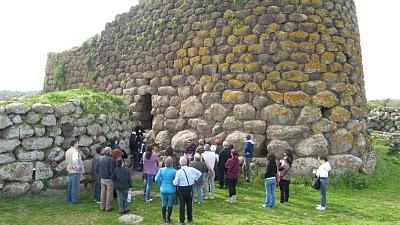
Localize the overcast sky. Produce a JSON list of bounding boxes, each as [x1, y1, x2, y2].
[[0, 0, 397, 100]]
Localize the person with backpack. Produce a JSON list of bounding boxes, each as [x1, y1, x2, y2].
[[111, 158, 132, 214], [242, 135, 254, 182], [155, 156, 177, 223], [225, 150, 240, 203], [278, 150, 293, 203], [262, 154, 277, 208]]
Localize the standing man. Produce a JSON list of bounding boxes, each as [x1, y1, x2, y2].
[[201, 144, 218, 199], [92, 146, 103, 203], [243, 135, 254, 182], [97, 147, 116, 211], [65, 138, 85, 205], [135, 121, 146, 142], [129, 130, 139, 171], [173, 156, 202, 225], [218, 141, 231, 189]]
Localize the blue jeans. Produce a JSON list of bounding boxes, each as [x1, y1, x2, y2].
[[67, 173, 80, 204], [320, 178, 329, 207], [143, 173, 154, 201], [161, 192, 175, 207], [265, 178, 276, 208], [203, 172, 215, 198], [94, 178, 101, 202], [193, 184, 202, 203]]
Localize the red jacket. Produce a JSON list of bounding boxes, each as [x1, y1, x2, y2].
[[225, 157, 240, 180]]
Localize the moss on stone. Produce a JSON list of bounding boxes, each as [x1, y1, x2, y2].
[[262, 80, 277, 91], [305, 63, 327, 73], [188, 47, 198, 57], [244, 82, 261, 93], [266, 71, 281, 82], [231, 63, 245, 73], [280, 40, 299, 52], [233, 25, 250, 36], [268, 91, 283, 103], [233, 45, 247, 54], [282, 70, 309, 82], [276, 61, 299, 71], [198, 47, 210, 56], [222, 90, 245, 103], [248, 44, 264, 54], [190, 56, 201, 65], [173, 59, 183, 69], [289, 31, 309, 42], [243, 34, 258, 45], [245, 62, 260, 72], [284, 91, 311, 106], [177, 49, 187, 58], [204, 38, 214, 47], [321, 52, 335, 64]]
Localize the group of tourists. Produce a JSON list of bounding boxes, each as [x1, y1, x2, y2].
[[65, 122, 332, 224]]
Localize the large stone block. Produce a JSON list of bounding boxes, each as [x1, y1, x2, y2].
[[260, 104, 295, 125], [222, 116, 243, 130], [311, 118, 337, 134], [267, 140, 292, 159], [165, 106, 179, 119], [0, 115, 13, 129], [87, 124, 102, 136], [35, 162, 53, 180], [266, 125, 309, 140], [283, 91, 310, 106], [311, 91, 339, 108], [329, 106, 351, 123], [204, 104, 228, 122], [0, 162, 33, 182], [32, 103, 54, 114], [329, 129, 353, 154], [171, 130, 198, 152], [22, 137, 53, 150], [222, 90, 246, 104], [5, 103, 30, 114], [292, 157, 320, 176], [232, 104, 255, 120], [295, 134, 328, 157], [25, 111, 41, 125], [0, 153, 16, 165], [3, 182, 30, 196], [180, 96, 203, 118], [47, 147, 65, 162], [55, 102, 76, 116], [41, 115, 57, 126], [328, 155, 362, 175], [155, 131, 172, 150], [243, 120, 267, 134], [48, 176, 69, 189], [296, 106, 322, 125], [0, 139, 21, 153], [17, 150, 45, 162], [79, 135, 93, 147]]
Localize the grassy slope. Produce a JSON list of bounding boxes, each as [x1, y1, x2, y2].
[[0, 88, 126, 115], [0, 143, 399, 225]]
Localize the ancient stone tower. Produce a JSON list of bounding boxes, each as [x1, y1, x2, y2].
[[43, 0, 372, 175]]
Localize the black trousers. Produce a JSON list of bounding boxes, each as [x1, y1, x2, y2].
[[218, 167, 226, 188], [279, 179, 290, 202], [226, 178, 237, 197], [178, 186, 193, 223]]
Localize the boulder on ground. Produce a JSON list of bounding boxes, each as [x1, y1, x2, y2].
[[328, 154, 362, 175], [119, 214, 144, 224], [171, 130, 198, 152], [3, 182, 30, 196]]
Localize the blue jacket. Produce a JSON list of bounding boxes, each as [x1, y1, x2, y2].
[[155, 167, 177, 194], [243, 140, 254, 158]]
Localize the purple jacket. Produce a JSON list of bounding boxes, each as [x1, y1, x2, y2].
[[143, 152, 159, 175]]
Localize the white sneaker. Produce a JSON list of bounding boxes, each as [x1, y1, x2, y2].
[[204, 196, 208, 200], [316, 205, 326, 211], [210, 196, 215, 199], [316, 204, 321, 207]]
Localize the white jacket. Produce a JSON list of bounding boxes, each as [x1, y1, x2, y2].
[[316, 162, 331, 178], [201, 151, 218, 172]]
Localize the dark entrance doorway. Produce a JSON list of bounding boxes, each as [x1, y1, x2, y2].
[[133, 94, 153, 130]]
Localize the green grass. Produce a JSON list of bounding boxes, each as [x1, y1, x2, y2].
[[0, 143, 399, 225], [0, 88, 126, 116]]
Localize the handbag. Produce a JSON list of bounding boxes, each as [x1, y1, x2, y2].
[[312, 176, 321, 190]]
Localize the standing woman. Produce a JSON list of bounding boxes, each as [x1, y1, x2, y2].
[[225, 150, 240, 203], [155, 157, 177, 223], [263, 154, 277, 208], [315, 155, 331, 211], [278, 150, 293, 203], [143, 144, 159, 203]]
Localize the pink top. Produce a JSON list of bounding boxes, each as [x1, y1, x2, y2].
[[143, 152, 159, 175]]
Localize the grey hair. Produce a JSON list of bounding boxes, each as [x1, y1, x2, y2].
[[102, 147, 111, 155], [194, 153, 201, 161], [179, 156, 188, 166], [223, 141, 229, 148], [204, 144, 211, 151]]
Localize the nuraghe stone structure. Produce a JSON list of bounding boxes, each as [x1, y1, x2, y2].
[[43, 0, 375, 175]]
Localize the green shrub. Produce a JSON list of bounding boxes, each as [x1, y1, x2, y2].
[[330, 172, 369, 190], [53, 64, 65, 86]]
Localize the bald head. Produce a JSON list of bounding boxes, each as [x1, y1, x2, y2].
[[179, 156, 188, 166]]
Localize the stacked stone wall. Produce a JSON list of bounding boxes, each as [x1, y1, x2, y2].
[[43, 0, 372, 176], [0, 100, 132, 196], [368, 107, 400, 133]]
